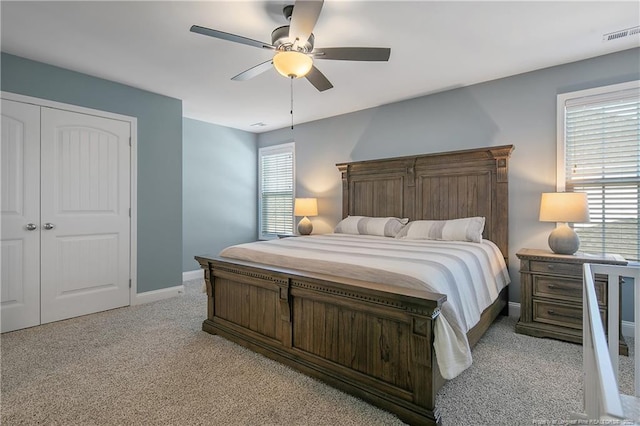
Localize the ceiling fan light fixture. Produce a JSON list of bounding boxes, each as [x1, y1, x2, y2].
[[273, 51, 313, 78]]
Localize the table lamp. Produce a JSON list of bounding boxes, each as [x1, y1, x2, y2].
[[539, 192, 590, 255], [294, 198, 318, 235]]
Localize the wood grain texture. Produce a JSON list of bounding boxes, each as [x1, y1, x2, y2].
[[196, 145, 514, 425], [515, 248, 628, 356]]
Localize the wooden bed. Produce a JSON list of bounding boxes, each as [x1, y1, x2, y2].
[[196, 145, 514, 425]]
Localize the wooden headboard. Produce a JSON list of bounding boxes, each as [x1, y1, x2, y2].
[[336, 145, 514, 259]]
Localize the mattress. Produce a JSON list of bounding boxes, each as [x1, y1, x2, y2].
[[220, 233, 510, 379]]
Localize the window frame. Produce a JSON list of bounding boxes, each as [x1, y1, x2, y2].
[[258, 142, 295, 240], [556, 80, 640, 261]]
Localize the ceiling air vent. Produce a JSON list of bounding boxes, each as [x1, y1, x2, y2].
[[602, 26, 640, 42], [250, 122, 267, 127]]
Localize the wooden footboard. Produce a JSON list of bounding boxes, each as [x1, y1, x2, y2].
[[197, 255, 508, 425]]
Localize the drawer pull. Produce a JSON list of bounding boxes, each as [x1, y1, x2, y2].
[[547, 264, 555, 270], [546, 284, 575, 291], [547, 309, 580, 320]]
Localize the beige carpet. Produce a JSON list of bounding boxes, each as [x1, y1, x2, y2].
[[1, 279, 634, 425]]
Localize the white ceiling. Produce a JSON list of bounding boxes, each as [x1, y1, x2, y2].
[[1, 1, 639, 133]]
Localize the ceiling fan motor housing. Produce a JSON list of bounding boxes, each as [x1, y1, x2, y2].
[[271, 25, 314, 52]]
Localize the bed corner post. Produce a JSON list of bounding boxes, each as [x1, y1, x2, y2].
[[409, 310, 442, 424], [488, 145, 514, 260], [337, 163, 350, 219], [195, 256, 215, 331], [405, 158, 417, 219]]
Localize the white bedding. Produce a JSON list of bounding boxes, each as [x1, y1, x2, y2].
[[220, 233, 510, 379]]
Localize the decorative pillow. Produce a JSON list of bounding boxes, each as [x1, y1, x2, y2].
[[334, 216, 409, 237], [395, 217, 486, 243]]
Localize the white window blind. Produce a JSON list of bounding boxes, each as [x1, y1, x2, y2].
[[259, 143, 295, 239], [560, 82, 639, 261]]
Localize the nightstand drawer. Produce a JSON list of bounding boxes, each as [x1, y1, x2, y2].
[[533, 299, 605, 330], [533, 276, 606, 305], [529, 260, 582, 277]]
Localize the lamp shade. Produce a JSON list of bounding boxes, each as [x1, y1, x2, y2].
[[273, 51, 313, 78], [539, 192, 590, 223], [294, 198, 318, 217]]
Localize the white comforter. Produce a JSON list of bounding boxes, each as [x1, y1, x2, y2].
[[220, 233, 510, 379]]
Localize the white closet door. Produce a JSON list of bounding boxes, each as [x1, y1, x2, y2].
[[40, 107, 131, 323], [1, 100, 41, 333]]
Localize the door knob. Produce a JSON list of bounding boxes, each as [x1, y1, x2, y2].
[[43, 223, 56, 230], [25, 223, 37, 231]]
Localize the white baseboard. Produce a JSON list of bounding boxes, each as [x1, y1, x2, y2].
[[183, 269, 204, 282], [133, 285, 184, 305], [508, 302, 521, 319]]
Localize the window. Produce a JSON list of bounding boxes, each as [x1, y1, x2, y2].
[[258, 143, 295, 239], [558, 81, 639, 261]]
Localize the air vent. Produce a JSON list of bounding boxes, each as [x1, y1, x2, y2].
[[602, 26, 640, 42], [250, 122, 267, 127]]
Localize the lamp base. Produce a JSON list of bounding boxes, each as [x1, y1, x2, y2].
[[297, 216, 313, 235], [548, 223, 580, 255]]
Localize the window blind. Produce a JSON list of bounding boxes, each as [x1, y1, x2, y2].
[[259, 144, 294, 238], [563, 86, 639, 261]]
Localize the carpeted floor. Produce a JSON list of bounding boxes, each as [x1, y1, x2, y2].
[[1, 279, 634, 425]]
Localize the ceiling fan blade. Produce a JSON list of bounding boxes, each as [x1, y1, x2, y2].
[[305, 65, 333, 92], [231, 60, 273, 81], [313, 47, 391, 61], [289, 0, 324, 45], [190, 25, 275, 50]]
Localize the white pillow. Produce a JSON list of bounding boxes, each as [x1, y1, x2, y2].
[[395, 217, 486, 243], [334, 216, 409, 237]]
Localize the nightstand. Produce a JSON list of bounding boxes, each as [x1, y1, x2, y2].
[[515, 248, 628, 355]]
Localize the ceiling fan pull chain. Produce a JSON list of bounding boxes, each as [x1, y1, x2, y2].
[[290, 76, 294, 130]]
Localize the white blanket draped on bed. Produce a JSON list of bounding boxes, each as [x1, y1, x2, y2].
[[220, 233, 510, 379]]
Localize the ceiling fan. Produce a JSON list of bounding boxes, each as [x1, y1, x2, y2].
[[190, 0, 391, 92]]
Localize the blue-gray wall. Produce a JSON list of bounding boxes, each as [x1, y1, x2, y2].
[[182, 118, 257, 272], [258, 48, 640, 320], [1, 52, 183, 293]]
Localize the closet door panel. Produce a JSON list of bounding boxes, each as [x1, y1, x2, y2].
[[40, 107, 131, 324], [1, 100, 41, 333]]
